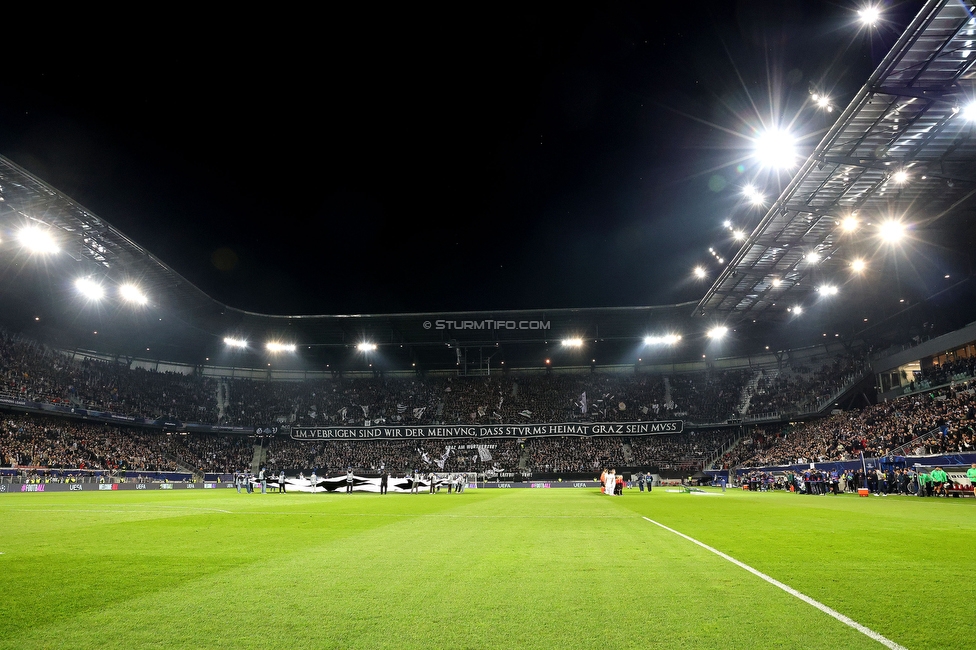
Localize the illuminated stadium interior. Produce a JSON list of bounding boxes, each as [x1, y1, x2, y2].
[[1, 3, 976, 378], [2, 4, 976, 648]]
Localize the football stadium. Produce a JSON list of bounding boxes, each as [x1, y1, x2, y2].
[[2, 1, 976, 648]]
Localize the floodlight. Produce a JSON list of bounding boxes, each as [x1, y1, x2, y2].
[[723, 220, 732, 228], [878, 220, 906, 243], [792, 306, 803, 315], [266, 342, 297, 353], [743, 185, 765, 206], [17, 225, 60, 254], [753, 128, 797, 170], [818, 285, 839, 296], [561, 338, 583, 347], [223, 337, 248, 348], [840, 216, 859, 232], [706, 326, 728, 339], [74, 277, 105, 301], [694, 266, 707, 279], [119, 284, 148, 305], [851, 258, 867, 273], [357, 342, 377, 352], [771, 278, 782, 287], [858, 5, 880, 26], [962, 102, 976, 122], [645, 334, 682, 345], [816, 95, 831, 109], [891, 170, 909, 184], [806, 251, 821, 264], [732, 229, 746, 241]]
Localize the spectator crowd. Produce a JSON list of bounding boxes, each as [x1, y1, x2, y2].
[[723, 381, 976, 468], [5, 327, 976, 479], [1, 328, 867, 429]]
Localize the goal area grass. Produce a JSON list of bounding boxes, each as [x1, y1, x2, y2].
[[1, 486, 972, 649]]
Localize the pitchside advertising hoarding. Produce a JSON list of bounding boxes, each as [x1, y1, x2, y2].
[[0, 482, 227, 493], [289, 421, 683, 440], [0, 480, 604, 493]]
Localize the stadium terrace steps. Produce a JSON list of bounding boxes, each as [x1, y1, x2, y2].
[[161, 449, 196, 476], [707, 434, 743, 470], [738, 369, 769, 416], [250, 444, 266, 473]]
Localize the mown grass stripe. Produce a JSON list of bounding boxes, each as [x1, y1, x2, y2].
[[641, 515, 907, 650]]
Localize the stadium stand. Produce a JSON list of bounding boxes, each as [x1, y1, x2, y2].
[[723, 381, 976, 468], [3, 327, 866, 428]]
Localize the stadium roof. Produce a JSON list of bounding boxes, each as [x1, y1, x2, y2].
[[0, 158, 696, 368], [698, 0, 976, 321]]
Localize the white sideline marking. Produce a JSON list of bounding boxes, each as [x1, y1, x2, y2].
[[641, 516, 906, 650], [220, 512, 633, 519]]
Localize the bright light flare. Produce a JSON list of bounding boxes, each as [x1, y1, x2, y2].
[[818, 285, 839, 296], [753, 128, 797, 170], [644, 334, 682, 345], [742, 184, 765, 206], [74, 277, 105, 301], [806, 251, 821, 264], [561, 338, 584, 347], [791, 306, 803, 315], [732, 229, 746, 241], [17, 226, 60, 254], [851, 258, 867, 273], [891, 170, 909, 184], [357, 342, 377, 352], [223, 337, 248, 349], [266, 342, 297, 353], [962, 102, 976, 122], [693, 266, 707, 279], [119, 284, 148, 305], [840, 216, 859, 232], [858, 5, 880, 25], [878, 220, 906, 243], [706, 326, 728, 339]]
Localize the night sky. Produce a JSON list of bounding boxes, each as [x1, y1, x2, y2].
[[0, 2, 920, 316]]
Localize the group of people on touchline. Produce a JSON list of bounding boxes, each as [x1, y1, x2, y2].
[[600, 468, 624, 496]]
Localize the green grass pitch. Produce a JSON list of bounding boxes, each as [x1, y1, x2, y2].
[[1, 486, 973, 649]]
